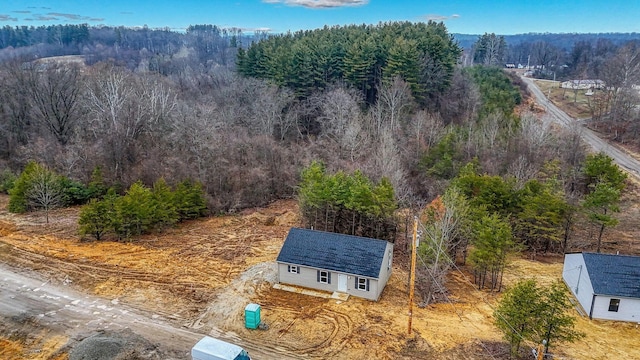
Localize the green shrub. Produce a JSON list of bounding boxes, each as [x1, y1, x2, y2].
[[0, 169, 17, 194], [78, 198, 111, 240], [59, 177, 92, 205], [78, 179, 208, 240], [173, 180, 208, 220], [8, 161, 40, 213]]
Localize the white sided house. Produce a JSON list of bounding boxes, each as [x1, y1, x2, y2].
[[562, 252, 640, 322], [560, 79, 604, 90], [276, 228, 393, 301]]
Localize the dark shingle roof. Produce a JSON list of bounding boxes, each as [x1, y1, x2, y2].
[[276, 228, 389, 278], [583, 252, 640, 298]]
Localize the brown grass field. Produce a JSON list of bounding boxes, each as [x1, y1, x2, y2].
[[532, 79, 594, 119]]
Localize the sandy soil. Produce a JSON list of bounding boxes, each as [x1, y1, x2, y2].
[[1, 193, 639, 359]]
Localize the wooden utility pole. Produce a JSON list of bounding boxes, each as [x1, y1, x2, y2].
[[536, 342, 544, 360], [533, 340, 546, 360], [408, 216, 418, 335]]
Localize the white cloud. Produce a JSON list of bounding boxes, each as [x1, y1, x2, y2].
[[20, 12, 105, 22], [48, 12, 86, 20], [423, 14, 461, 22], [241, 27, 273, 33], [263, 0, 368, 9], [0, 14, 18, 22]]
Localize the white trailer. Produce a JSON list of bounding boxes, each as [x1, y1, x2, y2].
[[191, 336, 250, 360]]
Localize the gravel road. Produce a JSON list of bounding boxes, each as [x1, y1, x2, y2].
[[0, 263, 300, 359], [0, 262, 198, 359], [522, 76, 640, 179]]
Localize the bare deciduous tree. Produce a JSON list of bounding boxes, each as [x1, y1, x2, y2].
[[480, 112, 502, 149], [508, 155, 537, 189], [250, 81, 295, 140], [417, 187, 470, 305], [0, 59, 34, 161], [596, 44, 640, 136], [520, 112, 552, 150], [372, 127, 407, 199], [531, 41, 560, 71], [83, 65, 177, 182], [438, 69, 480, 126], [28, 167, 63, 224], [406, 110, 445, 158], [376, 76, 413, 134], [473, 33, 507, 66], [26, 62, 81, 145], [319, 86, 366, 159]]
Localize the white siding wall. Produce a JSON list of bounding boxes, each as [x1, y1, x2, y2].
[[373, 243, 393, 300], [592, 296, 640, 322], [277, 263, 384, 301], [346, 275, 379, 301], [562, 253, 595, 315], [564, 253, 640, 322], [278, 263, 337, 293]]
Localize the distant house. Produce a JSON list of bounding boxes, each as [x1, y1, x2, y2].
[[562, 252, 640, 322], [560, 79, 604, 90], [276, 228, 393, 301]]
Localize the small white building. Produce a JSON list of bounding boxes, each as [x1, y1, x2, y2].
[[562, 252, 640, 322], [560, 79, 605, 90], [276, 228, 393, 301]]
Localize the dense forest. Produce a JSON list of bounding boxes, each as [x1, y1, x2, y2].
[[236, 22, 460, 107], [454, 32, 640, 54], [0, 22, 638, 304], [2, 23, 638, 78], [0, 23, 247, 69]]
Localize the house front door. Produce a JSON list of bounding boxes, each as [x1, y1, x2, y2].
[[337, 274, 347, 292]]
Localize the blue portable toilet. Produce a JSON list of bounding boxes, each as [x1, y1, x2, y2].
[[244, 303, 261, 329]]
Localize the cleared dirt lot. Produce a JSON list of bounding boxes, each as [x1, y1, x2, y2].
[[1, 194, 639, 359]]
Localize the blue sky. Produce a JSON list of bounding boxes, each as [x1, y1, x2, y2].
[[1, 0, 638, 35]]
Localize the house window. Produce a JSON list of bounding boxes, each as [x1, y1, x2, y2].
[[355, 277, 370, 291], [287, 265, 299, 274], [608, 298, 620, 312], [317, 270, 330, 284]]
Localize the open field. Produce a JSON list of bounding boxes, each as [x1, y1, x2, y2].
[[532, 79, 593, 119], [1, 193, 640, 359]]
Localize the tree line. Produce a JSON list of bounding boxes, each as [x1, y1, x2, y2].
[[298, 161, 397, 241], [4, 160, 207, 239], [0, 24, 89, 48], [468, 31, 639, 79], [410, 150, 625, 304], [78, 179, 206, 240], [236, 22, 461, 107], [0, 23, 248, 72]]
